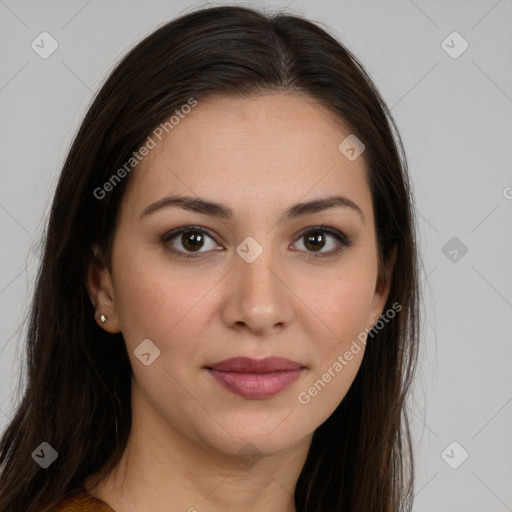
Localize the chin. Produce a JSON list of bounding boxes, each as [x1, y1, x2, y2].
[[194, 415, 312, 460]]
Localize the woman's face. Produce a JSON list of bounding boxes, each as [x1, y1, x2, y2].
[[89, 93, 394, 459]]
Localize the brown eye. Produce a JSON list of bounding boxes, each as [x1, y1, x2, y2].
[[162, 226, 221, 258], [294, 227, 352, 259], [162, 225, 351, 260]]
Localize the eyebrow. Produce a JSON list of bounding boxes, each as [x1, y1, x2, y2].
[[140, 194, 364, 224]]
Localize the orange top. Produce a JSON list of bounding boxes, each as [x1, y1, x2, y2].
[[52, 486, 116, 511]]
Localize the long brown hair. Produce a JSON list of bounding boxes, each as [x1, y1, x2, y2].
[[0, 6, 420, 511]]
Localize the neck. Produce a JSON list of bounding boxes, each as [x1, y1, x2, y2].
[[84, 384, 312, 512]]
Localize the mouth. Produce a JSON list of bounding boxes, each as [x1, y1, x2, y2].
[[204, 357, 305, 399]]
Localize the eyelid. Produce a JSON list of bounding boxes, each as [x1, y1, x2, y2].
[[294, 225, 349, 243], [161, 224, 218, 242]]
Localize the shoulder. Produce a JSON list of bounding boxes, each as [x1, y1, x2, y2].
[[51, 487, 116, 511]]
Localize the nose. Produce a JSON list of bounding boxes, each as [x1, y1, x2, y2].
[[220, 244, 294, 336]]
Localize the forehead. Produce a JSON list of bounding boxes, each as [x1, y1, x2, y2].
[[122, 93, 371, 219]]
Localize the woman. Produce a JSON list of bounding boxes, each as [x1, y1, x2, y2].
[[0, 5, 420, 511]]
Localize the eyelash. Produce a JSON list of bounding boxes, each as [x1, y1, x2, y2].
[[161, 225, 352, 260]]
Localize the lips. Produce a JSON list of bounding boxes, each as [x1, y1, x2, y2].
[[207, 356, 303, 373], [205, 357, 305, 399]]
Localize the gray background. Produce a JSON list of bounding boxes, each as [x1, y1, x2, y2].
[[1, 0, 511, 510]]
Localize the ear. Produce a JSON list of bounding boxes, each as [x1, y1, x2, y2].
[[86, 244, 122, 333], [370, 244, 397, 326]]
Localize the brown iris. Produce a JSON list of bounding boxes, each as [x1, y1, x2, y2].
[[303, 231, 326, 252], [181, 231, 205, 252]]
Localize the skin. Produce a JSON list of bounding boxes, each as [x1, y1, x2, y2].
[[85, 92, 396, 512]]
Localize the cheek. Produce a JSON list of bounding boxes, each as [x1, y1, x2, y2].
[[295, 273, 374, 418], [110, 237, 176, 344], [114, 270, 196, 346], [294, 260, 376, 407], [111, 245, 222, 368], [334, 274, 374, 337], [306, 265, 376, 352]]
